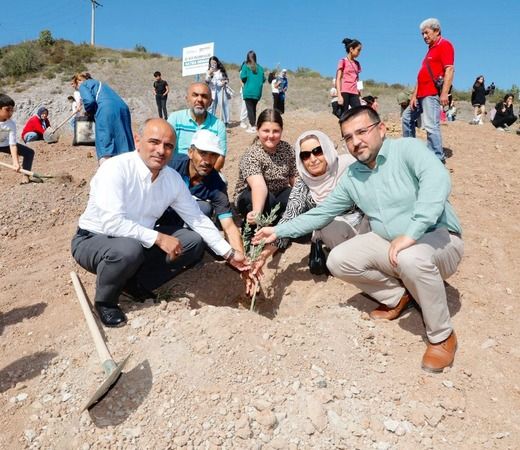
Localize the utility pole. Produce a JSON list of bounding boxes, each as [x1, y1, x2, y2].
[[90, 0, 102, 46]]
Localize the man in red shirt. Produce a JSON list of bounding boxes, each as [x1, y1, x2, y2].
[[402, 18, 454, 162]]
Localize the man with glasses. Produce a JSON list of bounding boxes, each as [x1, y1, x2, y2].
[[255, 106, 464, 372], [402, 18, 454, 163]]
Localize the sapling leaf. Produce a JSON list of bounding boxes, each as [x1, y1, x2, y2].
[[241, 203, 281, 311]]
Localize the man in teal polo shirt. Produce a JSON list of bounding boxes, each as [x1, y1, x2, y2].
[[167, 82, 227, 170], [255, 106, 464, 373]]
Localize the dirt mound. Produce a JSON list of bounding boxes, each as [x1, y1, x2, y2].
[[1, 109, 520, 449]]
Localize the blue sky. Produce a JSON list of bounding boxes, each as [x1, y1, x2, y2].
[[1, 0, 518, 90]]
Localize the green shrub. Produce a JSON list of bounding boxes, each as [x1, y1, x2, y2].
[[295, 67, 320, 78], [134, 44, 147, 53], [38, 30, 55, 47], [59, 44, 96, 71], [43, 69, 56, 79], [0, 43, 42, 77]]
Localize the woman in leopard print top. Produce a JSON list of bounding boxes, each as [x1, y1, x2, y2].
[[235, 108, 297, 225]]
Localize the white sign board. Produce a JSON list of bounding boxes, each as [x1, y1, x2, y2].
[[182, 42, 214, 77]]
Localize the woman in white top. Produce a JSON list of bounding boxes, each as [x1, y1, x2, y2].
[[206, 56, 230, 126]]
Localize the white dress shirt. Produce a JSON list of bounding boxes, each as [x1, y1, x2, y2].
[[78, 151, 232, 256]]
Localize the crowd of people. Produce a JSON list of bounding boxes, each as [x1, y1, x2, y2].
[[3, 16, 519, 374]]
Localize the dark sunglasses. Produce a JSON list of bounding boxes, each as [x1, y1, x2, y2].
[[299, 146, 324, 161]]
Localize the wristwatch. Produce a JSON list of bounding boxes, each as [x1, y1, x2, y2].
[[224, 248, 235, 261]]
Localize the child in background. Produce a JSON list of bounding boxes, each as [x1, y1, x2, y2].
[[446, 99, 457, 121], [0, 94, 35, 184], [21, 106, 51, 142], [330, 78, 340, 118]]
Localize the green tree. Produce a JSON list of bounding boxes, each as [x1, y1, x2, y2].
[[38, 30, 55, 47], [0, 43, 42, 77]]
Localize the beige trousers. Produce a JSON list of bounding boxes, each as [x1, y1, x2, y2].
[[326, 228, 464, 343], [314, 215, 370, 249]]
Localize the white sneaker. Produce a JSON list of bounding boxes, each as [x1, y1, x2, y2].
[[496, 127, 505, 132], [245, 126, 257, 134], [240, 122, 248, 129]]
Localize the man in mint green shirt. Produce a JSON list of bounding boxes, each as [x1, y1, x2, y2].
[[167, 83, 227, 171], [255, 106, 464, 373]]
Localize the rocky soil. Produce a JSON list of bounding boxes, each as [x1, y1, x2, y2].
[[1, 58, 520, 449]]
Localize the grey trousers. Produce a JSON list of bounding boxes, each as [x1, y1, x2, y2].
[[71, 225, 206, 305], [326, 228, 464, 343]]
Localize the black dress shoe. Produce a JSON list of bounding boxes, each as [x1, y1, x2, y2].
[[95, 303, 127, 327], [122, 279, 157, 303]]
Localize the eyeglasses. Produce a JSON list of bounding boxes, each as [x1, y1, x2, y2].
[[299, 146, 324, 161], [342, 121, 380, 145]]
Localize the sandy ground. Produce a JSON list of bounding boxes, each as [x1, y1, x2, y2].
[[1, 107, 520, 450]]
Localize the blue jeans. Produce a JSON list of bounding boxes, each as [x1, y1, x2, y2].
[[23, 132, 41, 143], [210, 88, 230, 124], [402, 95, 445, 161]]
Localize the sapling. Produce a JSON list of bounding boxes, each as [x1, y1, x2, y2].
[[242, 203, 281, 311]]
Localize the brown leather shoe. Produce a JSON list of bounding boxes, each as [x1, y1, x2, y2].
[[421, 332, 458, 373], [369, 291, 412, 321]]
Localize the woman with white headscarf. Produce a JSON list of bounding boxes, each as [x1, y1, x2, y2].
[[251, 129, 367, 276]]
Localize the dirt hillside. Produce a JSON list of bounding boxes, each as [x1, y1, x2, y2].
[[1, 62, 520, 450]]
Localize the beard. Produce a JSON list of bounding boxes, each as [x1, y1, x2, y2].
[[191, 106, 206, 117]]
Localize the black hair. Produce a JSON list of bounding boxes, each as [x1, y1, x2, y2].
[[473, 75, 484, 89], [339, 105, 380, 127], [0, 94, 15, 108], [342, 38, 362, 53], [504, 93, 514, 102], [67, 95, 74, 101], [208, 56, 228, 79], [256, 108, 283, 130], [153, 71, 161, 77]]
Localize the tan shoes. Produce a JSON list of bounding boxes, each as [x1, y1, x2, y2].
[[369, 291, 412, 321], [422, 332, 458, 373]]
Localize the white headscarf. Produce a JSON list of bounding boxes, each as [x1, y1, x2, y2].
[[294, 130, 355, 204]]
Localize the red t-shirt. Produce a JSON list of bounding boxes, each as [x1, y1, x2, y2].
[[416, 36, 454, 98]]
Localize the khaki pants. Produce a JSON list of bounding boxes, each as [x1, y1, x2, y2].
[[326, 228, 464, 343], [315, 215, 370, 250]]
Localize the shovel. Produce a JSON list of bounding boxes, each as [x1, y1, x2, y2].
[[70, 271, 131, 411], [43, 111, 77, 143], [0, 161, 71, 182]]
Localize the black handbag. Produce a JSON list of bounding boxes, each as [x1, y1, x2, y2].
[[72, 116, 96, 146], [308, 239, 329, 276]]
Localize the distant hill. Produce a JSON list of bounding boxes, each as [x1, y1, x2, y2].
[[1, 31, 511, 127]]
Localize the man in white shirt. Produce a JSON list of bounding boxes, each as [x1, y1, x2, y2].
[[71, 118, 247, 327]]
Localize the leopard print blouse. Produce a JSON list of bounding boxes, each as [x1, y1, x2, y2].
[[234, 139, 298, 198]]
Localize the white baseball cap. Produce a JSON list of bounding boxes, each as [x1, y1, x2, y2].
[[190, 129, 224, 156]]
